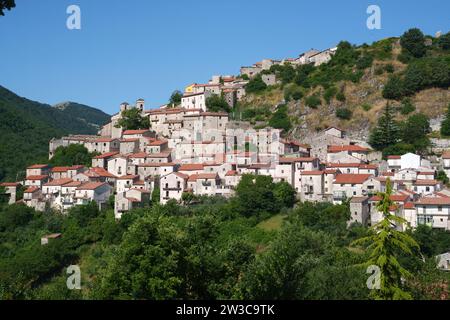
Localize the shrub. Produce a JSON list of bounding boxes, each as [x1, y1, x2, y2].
[[245, 75, 267, 93], [400, 98, 416, 115], [269, 105, 292, 132], [336, 91, 346, 102], [400, 28, 427, 58], [305, 95, 321, 109], [385, 64, 394, 73], [356, 54, 374, 70], [323, 86, 337, 104], [335, 108, 352, 120], [438, 32, 450, 50], [382, 75, 405, 100], [361, 103, 372, 111]]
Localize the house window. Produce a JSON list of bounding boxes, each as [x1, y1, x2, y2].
[[438, 206, 442, 212]]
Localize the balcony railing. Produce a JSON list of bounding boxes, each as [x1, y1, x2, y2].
[[333, 191, 347, 200]]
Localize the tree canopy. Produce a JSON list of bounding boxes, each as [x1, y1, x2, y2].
[[115, 108, 150, 131]]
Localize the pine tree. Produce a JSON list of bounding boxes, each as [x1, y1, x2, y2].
[[352, 179, 419, 300], [369, 103, 399, 150], [440, 103, 450, 137]]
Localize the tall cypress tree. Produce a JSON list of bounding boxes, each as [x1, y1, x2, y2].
[[369, 103, 399, 150], [352, 179, 419, 300]]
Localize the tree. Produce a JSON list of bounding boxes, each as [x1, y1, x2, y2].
[[305, 94, 321, 109], [336, 108, 352, 120], [0, 0, 15, 16], [169, 90, 182, 105], [400, 98, 415, 115], [400, 28, 427, 58], [436, 170, 449, 186], [438, 32, 450, 50], [205, 94, 231, 112], [233, 174, 277, 217], [115, 108, 150, 130], [382, 75, 405, 100], [369, 103, 400, 150], [0, 186, 8, 205], [273, 181, 296, 208], [151, 184, 160, 204], [49, 144, 97, 167], [351, 179, 419, 300], [401, 113, 431, 153], [268, 105, 291, 132], [440, 103, 450, 137], [245, 76, 267, 93]]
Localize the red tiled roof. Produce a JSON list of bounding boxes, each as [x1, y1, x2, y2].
[[334, 174, 372, 184], [77, 182, 107, 190], [128, 152, 148, 159], [27, 164, 49, 169], [328, 145, 369, 153], [24, 186, 40, 193], [89, 167, 117, 178], [179, 164, 204, 171], [0, 182, 20, 187], [43, 178, 73, 187], [25, 175, 48, 181], [416, 197, 450, 205], [63, 181, 83, 187], [188, 173, 218, 182], [173, 172, 189, 179], [414, 179, 439, 186], [51, 166, 71, 173], [93, 151, 119, 159], [442, 151, 450, 159], [148, 140, 167, 146], [369, 194, 409, 202], [404, 202, 415, 209], [381, 172, 395, 176], [327, 163, 361, 168], [279, 157, 316, 163], [120, 138, 139, 143], [117, 175, 139, 180], [94, 137, 116, 143], [387, 155, 401, 159], [123, 129, 149, 135], [302, 171, 324, 176], [138, 162, 174, 167], [225, 170, 238, 176]]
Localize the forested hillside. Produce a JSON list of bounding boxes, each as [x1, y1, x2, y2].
[[0, 86, 109, 181]]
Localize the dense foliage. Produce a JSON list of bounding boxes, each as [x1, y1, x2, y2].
[[0, 173, 447, 300], [205, 94, 231, 113], [0, 86, 109, 182], [0, 0, 15, 16], [49, 144, 99, 167], [115, 108, 150, 131], [369, 103, 431, 157]]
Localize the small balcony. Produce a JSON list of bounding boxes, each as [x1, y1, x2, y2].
[[333, 191, 347, 201]]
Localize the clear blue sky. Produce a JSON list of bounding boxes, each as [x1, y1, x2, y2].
[[0, 0, 448, 114]]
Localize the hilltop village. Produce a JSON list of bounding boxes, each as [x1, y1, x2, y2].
[[2, 45, 450, 232]]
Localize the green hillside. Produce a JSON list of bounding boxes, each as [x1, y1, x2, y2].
[[237, 29, 450, 141], [0, 86, 110, 181]]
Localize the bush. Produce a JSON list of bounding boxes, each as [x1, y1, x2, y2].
[[382, 75, 405, 100], [305, 95, 321, 109], [323, 86, 337, 104], [356, 54, 374, 70], [268, 105, 292, 132], [400, 28, 427, 58], [336, 91, 346, 102], [400, 98, 416, 115], [361, 103, 372, 111], [245, 75, 267, 93], [438, 32, 450, 50], [335, 108, 352, 120], [385, 64, 394, 73], [206, 94, 231, 112]]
